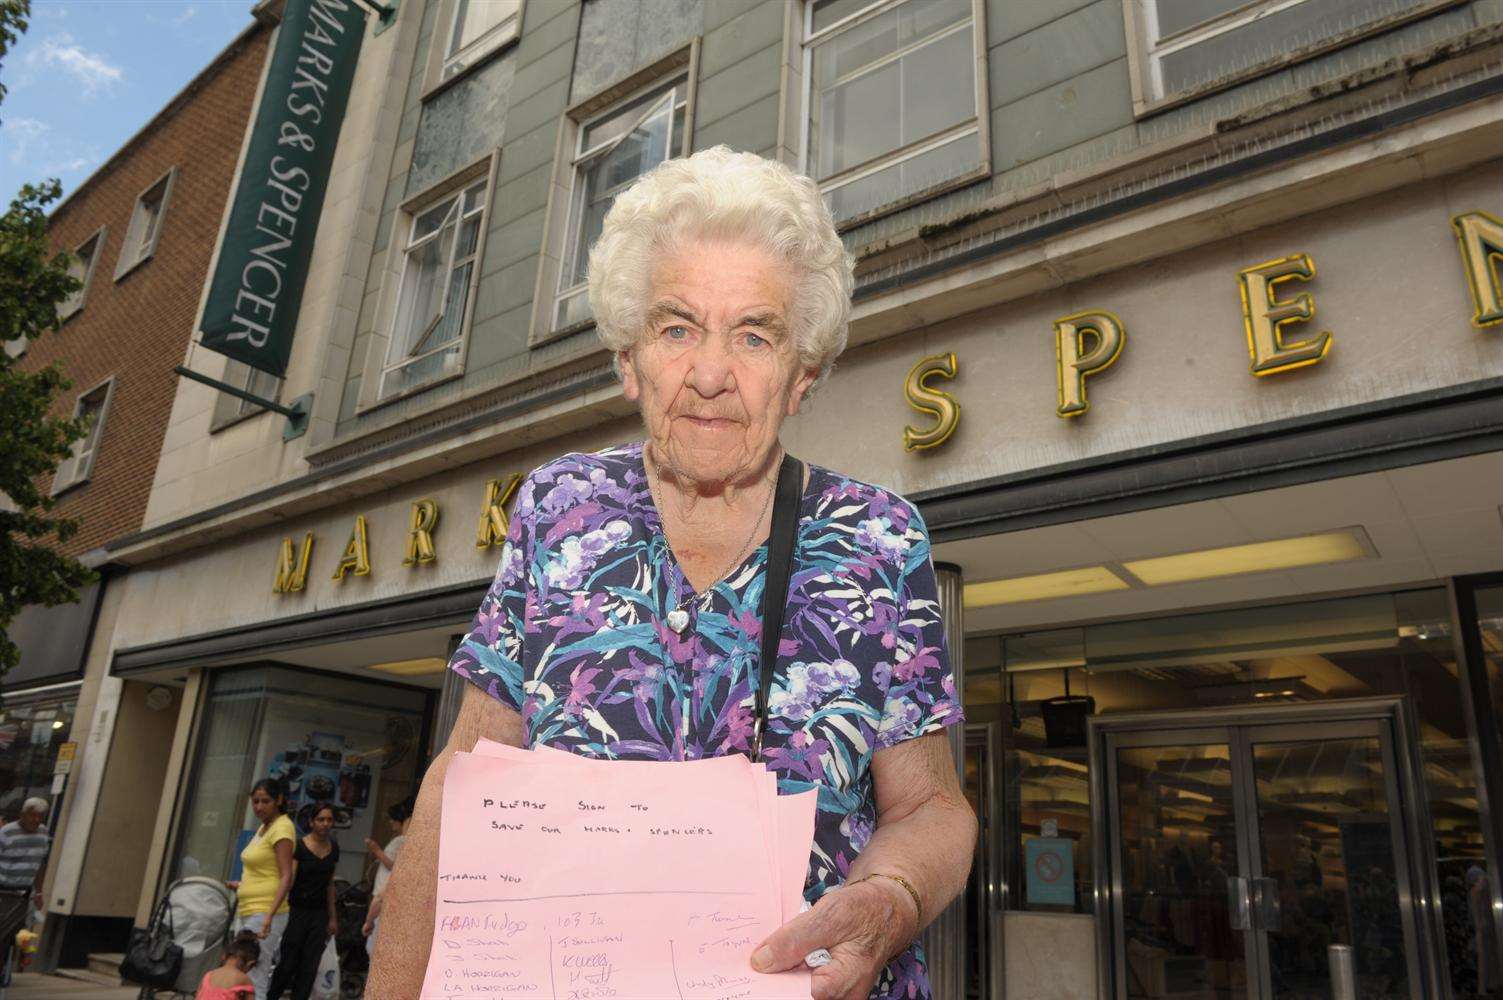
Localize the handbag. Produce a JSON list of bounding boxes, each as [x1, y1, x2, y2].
[[118, 895, 183, 988], [750, 451, 804, 762]]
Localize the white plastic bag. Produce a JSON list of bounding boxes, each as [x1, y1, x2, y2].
[[311, 937, 340, 1000]]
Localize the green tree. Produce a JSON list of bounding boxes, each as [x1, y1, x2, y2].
[[0, 0, 97, 679]]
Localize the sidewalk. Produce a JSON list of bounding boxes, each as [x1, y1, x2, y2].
[[1, 972, 140, 998]]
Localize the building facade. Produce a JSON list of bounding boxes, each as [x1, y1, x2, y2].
[[9, 14, 274, 968], [45, 0, 1503, 997]]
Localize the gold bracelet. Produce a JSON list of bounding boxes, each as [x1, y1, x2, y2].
[[853, 872, 922, 925]]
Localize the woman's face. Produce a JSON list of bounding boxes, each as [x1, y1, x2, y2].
[[249, 789, 277, 824], [311, 808, 335, 838], [619, 238, 815, 488]]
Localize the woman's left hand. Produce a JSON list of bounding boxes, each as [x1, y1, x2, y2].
[[258, 914, 273, 939], [328, 917, 339, 938], [750, 881, 915, 1000]]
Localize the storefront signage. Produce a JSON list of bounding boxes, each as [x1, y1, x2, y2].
[[1025, 836, 1074, 906], [52, 741, 77, 776], [1054, 311, 1125, 418], [275, 480, 522, 593], [903, 353, 960, 451], [1453, 211, 1503, 327], [199, 0, 366, 377], [905, 212, 1503, 447]]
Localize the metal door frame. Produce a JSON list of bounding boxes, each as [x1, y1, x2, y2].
[[1088, 696, 1442, 1000], [965, 721, 1004, 1000]]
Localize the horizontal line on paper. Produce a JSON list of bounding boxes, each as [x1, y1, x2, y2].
[[442, 890, 755, 904]]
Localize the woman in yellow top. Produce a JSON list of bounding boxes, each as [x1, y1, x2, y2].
[[226, 777, 296, 999]]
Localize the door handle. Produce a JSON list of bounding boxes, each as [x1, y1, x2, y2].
[[1228, 876, 1251, 930], [1251, 877, 1280, 931]]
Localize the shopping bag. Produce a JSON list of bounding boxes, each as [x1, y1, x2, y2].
[[311, 936, 340, 1000]]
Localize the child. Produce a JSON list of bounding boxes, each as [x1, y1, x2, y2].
[[196, 929, 259, 999]]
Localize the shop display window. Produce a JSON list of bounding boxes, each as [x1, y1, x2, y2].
[[170, 667, 430, 888], [981, 589, 1487, 998], [0, 695, 76, 821]]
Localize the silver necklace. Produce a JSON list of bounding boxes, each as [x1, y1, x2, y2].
[[648, 452, 778, 634]]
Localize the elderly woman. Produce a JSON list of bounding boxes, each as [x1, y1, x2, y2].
[[368, 148, 976, 1000]]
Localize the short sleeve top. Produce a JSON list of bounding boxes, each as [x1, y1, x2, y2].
[[237, 814, 296, 917], [288, 837, 340, 911], [448, 443, 961, 999]]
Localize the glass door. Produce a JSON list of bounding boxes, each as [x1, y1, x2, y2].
[[1098, 708, 1429, 1000]]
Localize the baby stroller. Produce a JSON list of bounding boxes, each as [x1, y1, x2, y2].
[[127, 877, 236, 999]]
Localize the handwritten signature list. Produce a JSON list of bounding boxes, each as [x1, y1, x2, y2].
[[420, 739, 817, 999]]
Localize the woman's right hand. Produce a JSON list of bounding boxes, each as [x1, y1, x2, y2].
[[225, 880, 240, 891], [362, 919, 374, 936]]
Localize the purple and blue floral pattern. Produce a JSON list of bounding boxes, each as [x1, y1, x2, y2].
[[449, 443, 960, 999]]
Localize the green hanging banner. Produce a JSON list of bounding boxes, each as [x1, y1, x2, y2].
[[199, 0, 366, 377]]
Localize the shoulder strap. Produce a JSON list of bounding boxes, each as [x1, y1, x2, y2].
[[753, 452, 803, 762]]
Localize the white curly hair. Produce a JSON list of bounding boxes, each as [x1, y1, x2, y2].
[[587, 146, 854, 394]]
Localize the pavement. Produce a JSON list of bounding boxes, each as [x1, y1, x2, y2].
[[0, 972, 141, 998]]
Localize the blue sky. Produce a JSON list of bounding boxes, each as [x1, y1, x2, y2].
[[0, 1, 255, 205]]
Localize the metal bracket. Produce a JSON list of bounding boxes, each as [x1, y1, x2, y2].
[[172, 365, 311, 440], [352, 0, 398, 34]]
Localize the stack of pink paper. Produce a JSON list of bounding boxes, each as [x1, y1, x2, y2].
[[420, 738, 817, 999]]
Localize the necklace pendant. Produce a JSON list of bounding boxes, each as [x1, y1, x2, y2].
[[666, 608, 691, 634]]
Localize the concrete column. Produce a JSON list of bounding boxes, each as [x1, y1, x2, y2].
[[922, 562, 966, 999]]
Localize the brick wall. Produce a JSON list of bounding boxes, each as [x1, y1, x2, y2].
[[18, 23, 271, 557]]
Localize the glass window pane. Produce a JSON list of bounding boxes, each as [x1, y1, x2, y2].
[[412, 196, 457, 244], [824, 128, 980, 221], [811, 12, 975, 182], [581, 82, 679, 154], [1155, 0, 1251, 38], [0, 698, 77, 821], [812, 0, 879, 33], [392, 223, 452, 357], [1157, 0, 1426, 96], [172, 668, 428, 885], [450, 0, 515, 56]]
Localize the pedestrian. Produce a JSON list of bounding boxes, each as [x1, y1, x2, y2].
[[0, 798, 50, 986], [266, 802, 339, 1000], [359, 796, 412, 953], [196, 929, 260, 999], [227, 778, 295, 999]]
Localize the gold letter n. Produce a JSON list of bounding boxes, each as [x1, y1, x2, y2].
[[1453, 211, 1503, 328]]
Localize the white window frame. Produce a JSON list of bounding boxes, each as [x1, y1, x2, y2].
[[529, 44, 699, 348], [1123, 0, 1467, 116], [359, 153, 498, 413], [423, 0, 526, 98], [799, 0, 990, 230], [59, 225, 107, 324], [51, 377, 114, 496], [114, 168, 176, 282]]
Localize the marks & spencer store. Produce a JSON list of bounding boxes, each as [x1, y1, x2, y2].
[[75, 71, 1503, 1000]]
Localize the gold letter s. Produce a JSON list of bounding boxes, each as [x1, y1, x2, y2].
[[903, 352, 960, 452]]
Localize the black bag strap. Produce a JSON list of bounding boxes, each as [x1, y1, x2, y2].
[[752, 452, 803, 762]]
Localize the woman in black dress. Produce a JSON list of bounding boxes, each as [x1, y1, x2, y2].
[[266, 801, 340, 1000]]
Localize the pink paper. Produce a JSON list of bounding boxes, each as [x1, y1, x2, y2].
[[422, 749, 814, 999]]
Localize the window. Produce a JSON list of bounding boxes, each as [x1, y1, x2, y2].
[[379, 176, 489, 401], [803, 0, 987, 225], [52, 378, 113, 495], [115, 169, 175, 280], [553, 75, 690, 333], [1127, 0, 1442, 111], [59, 226, 106, 322], [440, 0, 521, 84], [210, 358, 283, 431]]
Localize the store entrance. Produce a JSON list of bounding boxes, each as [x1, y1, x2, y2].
[[1093, 700, 1431, 1000]]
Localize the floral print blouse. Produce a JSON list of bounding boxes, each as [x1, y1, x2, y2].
[[448, 443, 961, 999]]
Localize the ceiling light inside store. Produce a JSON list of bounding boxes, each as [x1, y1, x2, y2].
[[369, 657, 449, 676], [1122, 529, 1369, 587], [964, 566, 1129, 608]]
